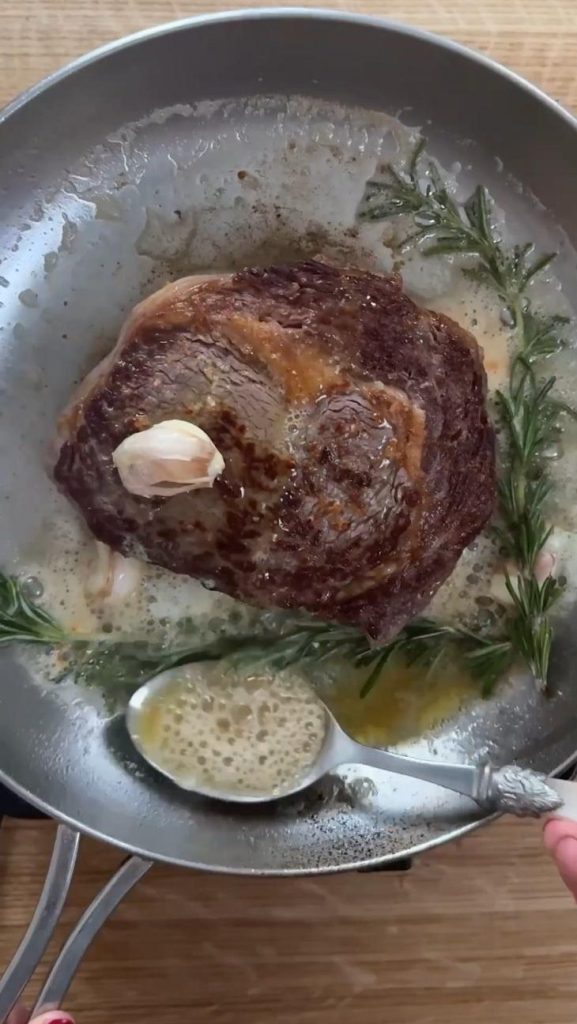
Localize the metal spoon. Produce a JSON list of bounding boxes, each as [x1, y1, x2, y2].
[[127, 669, 577, 820]]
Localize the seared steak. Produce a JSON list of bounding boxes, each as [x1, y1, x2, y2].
[[54, 261, 496, 641]]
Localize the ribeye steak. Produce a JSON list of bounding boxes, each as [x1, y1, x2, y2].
[[54, 261, 496, 641]]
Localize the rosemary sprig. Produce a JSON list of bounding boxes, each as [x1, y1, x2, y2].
[[154, 617, 512, 697], [79, 619, 514, 701], [0, 572, 511, 702], [359, 140, 572, 688], [359, 154, 556, 301], [0, 575, 67, 646]]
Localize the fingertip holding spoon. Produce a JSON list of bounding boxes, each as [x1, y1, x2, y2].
[[127, 666, 574, 820]]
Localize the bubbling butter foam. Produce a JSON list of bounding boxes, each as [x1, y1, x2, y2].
[[133, 665, 327, 798]]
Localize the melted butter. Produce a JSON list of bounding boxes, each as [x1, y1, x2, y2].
[[324, 658, 477, 747], [428, 276, 511, 393], [17, 509, 239, 641], [133, 666, 327, 797], [428, 532, 498, 625]]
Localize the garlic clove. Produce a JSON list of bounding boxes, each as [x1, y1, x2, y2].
[[85, 541, 142, 606], [490, 548, 559, 606], [112, 419, 225, 498], [534, 549, 557, 585]]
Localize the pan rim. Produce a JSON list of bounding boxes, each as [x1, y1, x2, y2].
[[0, 759, 492, 874], [1, 6, 576, 136], [1, 6, 577, 873], [2, 751, 576, 875]]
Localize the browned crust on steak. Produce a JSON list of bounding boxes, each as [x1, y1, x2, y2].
[[54, 261, 496, 641]]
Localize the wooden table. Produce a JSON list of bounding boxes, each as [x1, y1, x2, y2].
[[2, 2, 577, 1022]]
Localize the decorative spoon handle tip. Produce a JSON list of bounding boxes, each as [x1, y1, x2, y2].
[[482, 764, 563, 817]]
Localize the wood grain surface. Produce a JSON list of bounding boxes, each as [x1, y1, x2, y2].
[[2, 2, 577, 1023], [2, 0, 577, 114], [1, 818, 576, 1024]]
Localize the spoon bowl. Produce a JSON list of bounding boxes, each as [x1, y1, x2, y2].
[[127, 668, 349, 803], [126, 666, 573, 818]]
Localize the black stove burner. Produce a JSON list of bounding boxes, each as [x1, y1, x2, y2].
[[0, 781, 46, 820]]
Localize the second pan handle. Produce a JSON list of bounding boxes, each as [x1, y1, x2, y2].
[[0, 823, 151, 1022], [33, 851, 151, 1014], [0, 826, 79, 1022]]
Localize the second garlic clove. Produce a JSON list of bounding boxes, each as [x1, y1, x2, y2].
[[112, 419, 225, 498], [86, 541, 143, 606]]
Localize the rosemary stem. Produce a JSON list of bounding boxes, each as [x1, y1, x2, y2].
[[357, 138, 571, 691]]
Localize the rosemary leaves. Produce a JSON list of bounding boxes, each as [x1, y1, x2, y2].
[[359, 138, 573, 688], [0, 573, 511, 702], [0, 575, 67, 647]]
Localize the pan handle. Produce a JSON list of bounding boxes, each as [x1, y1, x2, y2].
[[32, 852, 151, 1014], [0, 825, 79, 1022], [0, 823, 152, 1022]]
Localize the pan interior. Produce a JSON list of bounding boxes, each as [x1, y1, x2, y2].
[[1, 12, 577, 872]]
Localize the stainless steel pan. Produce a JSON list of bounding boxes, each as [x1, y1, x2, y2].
[[2, 8, 577, 1012]]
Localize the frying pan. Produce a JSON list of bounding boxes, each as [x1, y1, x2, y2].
[[2, 7, 577, 1013]]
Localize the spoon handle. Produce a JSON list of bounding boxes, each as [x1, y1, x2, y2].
[[354, 746, 478, 798], [352, 746, 563, 816]]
